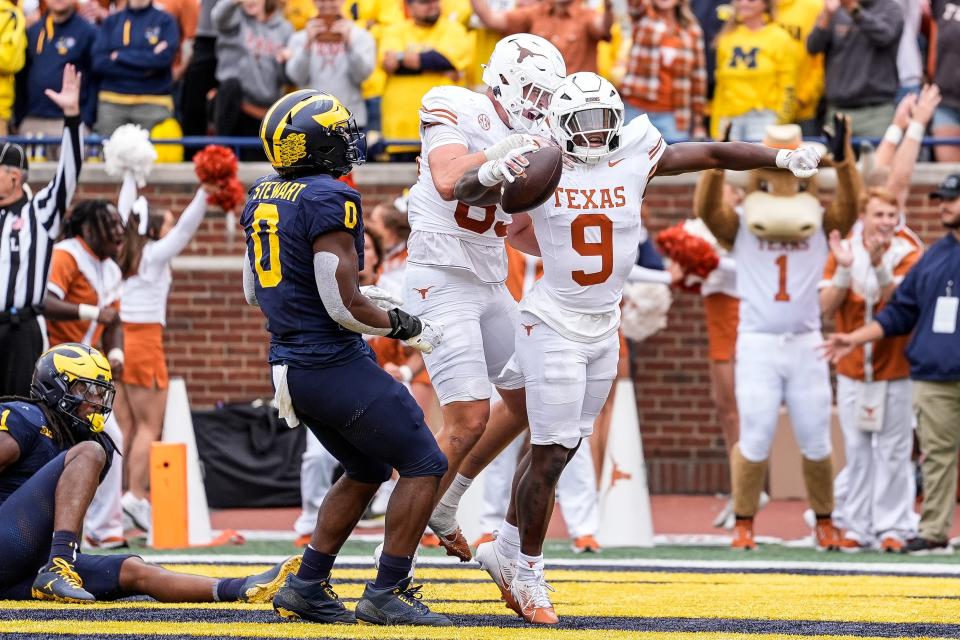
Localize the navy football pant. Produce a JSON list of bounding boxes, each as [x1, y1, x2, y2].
[[0, 451, 133, 600], [287, 353, 448, 484]]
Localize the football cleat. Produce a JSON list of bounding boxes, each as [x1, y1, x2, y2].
[[902, 537, 954, 556], [510, 571, 558, 624], [731, 517, 757, 550], [31, 558, 95, 603], [294, 534, 311, 548], [814, 517, 841, 551], [436, 528, 472, 562], [240, 556, 301, 603], [571, 535, 601, 554], [272, 574, 356, 624], [475, 540, 521, 616], [837, 536, 864, 554], [880, 537, 904, 553], [355, 577, 452, 626], [473, 532, 496, 548], [419, 532, 440, 548], [83, 535, 128, 550]]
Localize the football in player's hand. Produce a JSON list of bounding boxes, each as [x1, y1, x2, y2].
[[500, 142, 564, 214]]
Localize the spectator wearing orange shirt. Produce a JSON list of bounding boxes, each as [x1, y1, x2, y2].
[[619, 0, 707, 141], [469, 0, 613, 73]]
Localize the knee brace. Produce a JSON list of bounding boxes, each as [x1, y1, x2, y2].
[[802, 455, 834, 516], [731, 444, 768, 518]]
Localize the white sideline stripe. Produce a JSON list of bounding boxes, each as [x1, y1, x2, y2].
[[144, 553, 960, 575]]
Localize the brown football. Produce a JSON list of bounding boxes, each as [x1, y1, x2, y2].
[[500, 143, 564, 214]]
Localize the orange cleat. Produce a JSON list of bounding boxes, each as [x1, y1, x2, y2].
[[419, 533, 441, 548], [473, 532, 496, 549], [510, 574, 558, 625], [731, 518, 757, 550], [436, 528, 472, 562], [83, 535, 128, 550], [814, 517, 841, 551], [837, 536, 864, 553], [880, 537, 904, 553], [294, 534, 311, 548], [571, 535, 601, 554]]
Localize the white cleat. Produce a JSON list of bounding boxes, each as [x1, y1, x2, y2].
[[510, 570, 558, 625], [475, 540, 521, 617]]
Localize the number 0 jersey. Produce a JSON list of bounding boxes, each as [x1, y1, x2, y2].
[[522, 116, 665, 342], [240, 173, 370, 368], [407, 86, 517, 284], [733, 208, 828, 334]]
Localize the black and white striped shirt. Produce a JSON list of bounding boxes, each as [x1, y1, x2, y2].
[[0, 116, 82, 312]]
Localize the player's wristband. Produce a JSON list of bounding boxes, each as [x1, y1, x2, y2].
[[398, 365, 413, 383], [483, 134, 527, 161], [387, 307, 423, 341], [107, 348, 125, 365], [832, 266, 852, 289], [906, 120, 925, 142], [882, 124, 904, 146], [775, 148, 792, 169], [78, 303, 100, 322], [874, 264, 894, 288]]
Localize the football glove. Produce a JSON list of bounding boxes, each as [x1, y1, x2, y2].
[[360, 285, 403, 311]]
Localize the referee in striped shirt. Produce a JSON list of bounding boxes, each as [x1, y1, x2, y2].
[[0, 64, 83, 396]]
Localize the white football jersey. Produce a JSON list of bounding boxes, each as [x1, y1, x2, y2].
[[733, 211, 828, 334], [521, 116, 666, 342], [407, 86, 518, 284]]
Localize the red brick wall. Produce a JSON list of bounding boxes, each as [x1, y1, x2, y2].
[[58, 171, 950, 493]]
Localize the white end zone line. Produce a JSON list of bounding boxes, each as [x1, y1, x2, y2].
[[142, 553, 960, 576]]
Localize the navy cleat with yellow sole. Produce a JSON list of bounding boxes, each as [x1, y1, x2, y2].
[[31, 557, 95, 603], [240, 556, 302, 603], [272, 574, 356, 623], [355, 577, 452, 626]]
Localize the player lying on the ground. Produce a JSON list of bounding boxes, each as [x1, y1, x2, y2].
[[245, 90, 450, 626], [447, 72, 824, 624], [0, 343, 298, 603]]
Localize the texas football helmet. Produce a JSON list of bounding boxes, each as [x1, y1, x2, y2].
[[31, 343, 115, 434], [482, 34, 567, 133], [259, 90, 364, 178], [547, 72, 624, 164]]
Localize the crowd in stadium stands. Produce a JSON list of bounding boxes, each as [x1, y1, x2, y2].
[[1, 0, 960, 159]]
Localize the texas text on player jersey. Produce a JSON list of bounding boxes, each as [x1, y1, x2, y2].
[[407, 86, 518, 284], [522, 116, 666, 342], [733, 210, 828, 334], [240, 173, 371, 368]]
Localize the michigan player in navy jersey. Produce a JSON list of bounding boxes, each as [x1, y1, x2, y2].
[[243, 90, 450, 626], [0, 343, 297, 603]]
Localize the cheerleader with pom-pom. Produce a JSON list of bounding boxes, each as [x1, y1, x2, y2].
[[105, 132, 240, 530]]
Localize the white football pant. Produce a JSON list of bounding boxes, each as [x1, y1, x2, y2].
[[294, 431, 340, 536], [85, 414, 124, 542]]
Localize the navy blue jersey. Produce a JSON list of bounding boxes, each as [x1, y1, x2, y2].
[[241, 173, 372, 368], [0, 402, 68, 506]]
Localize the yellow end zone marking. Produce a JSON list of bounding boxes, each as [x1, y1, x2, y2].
[[5, 569, 960, 625], [0, 621, 951, 640]]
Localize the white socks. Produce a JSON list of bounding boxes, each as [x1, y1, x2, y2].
[[516, 552, 544, 582], [495, 521, 521, 561], [430, 474, 473, 536]]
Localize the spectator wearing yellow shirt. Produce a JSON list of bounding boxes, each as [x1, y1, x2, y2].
[[0, 0, 27, 136], [379, 0, 471, 157], [776, 0, 825, 134], [710, 0, 797, 140]]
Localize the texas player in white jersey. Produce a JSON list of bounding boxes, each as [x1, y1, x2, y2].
[[696, 122, 861, 552], [402, 34, 567, 560], [452, 72, 824, 624]]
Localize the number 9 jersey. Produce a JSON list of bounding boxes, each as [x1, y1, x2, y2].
[[240, 173, 370, 368], [522, 116, 665, 342]]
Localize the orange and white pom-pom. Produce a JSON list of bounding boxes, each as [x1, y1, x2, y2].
[[620, 282, 672, 342]]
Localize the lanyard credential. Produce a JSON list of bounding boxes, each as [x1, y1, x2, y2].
[[933, 279, 958, 335]]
